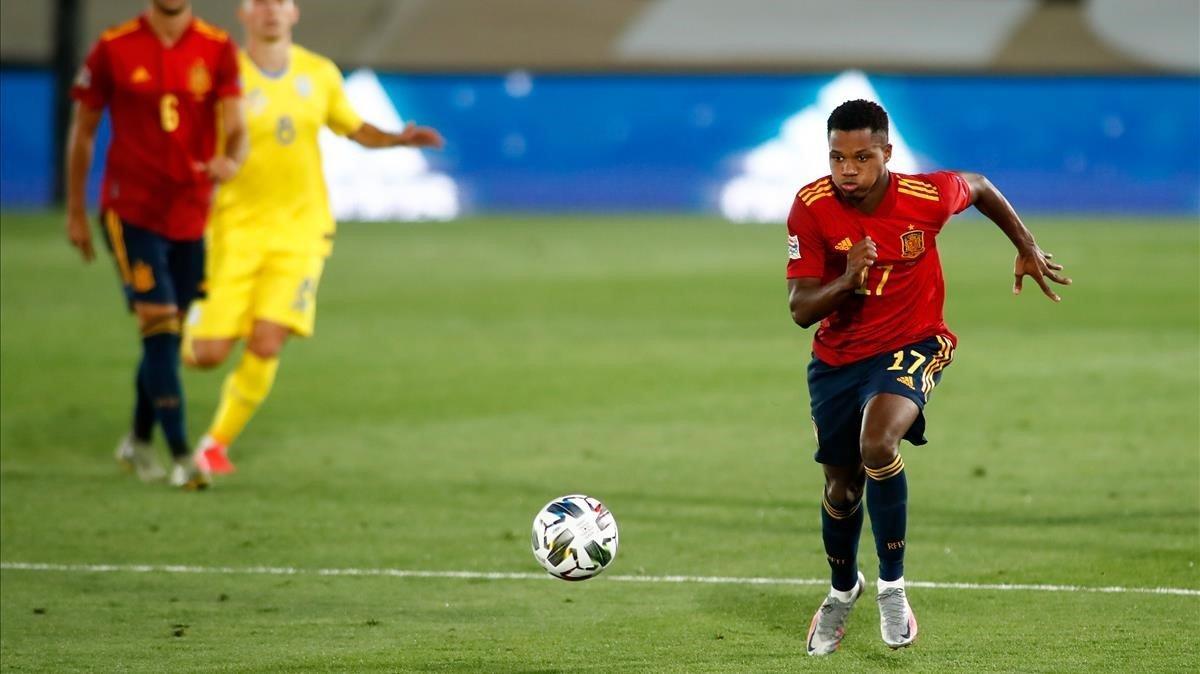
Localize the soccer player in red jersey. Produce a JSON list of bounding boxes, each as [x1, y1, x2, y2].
[[64, 0, 247, 490], [791, 100, 1070, 655]]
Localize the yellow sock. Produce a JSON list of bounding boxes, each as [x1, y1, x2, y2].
[[209, 351, 279, 447]]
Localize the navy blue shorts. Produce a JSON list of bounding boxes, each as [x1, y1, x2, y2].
[[808, 335, 956, 466], [99, 211, 205, 311]]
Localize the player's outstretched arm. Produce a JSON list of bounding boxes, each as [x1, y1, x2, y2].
[[788, 237, 877, 328], [65, 102, 103, 262], [350, 122, 444, 150], [957, 171, 1072, 302]]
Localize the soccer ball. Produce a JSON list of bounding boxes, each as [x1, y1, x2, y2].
[[531, 494, 619, 581]]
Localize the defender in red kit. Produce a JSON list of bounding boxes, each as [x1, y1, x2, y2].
[[792, 100, 1071, 655], [65, 0, 247, 490]]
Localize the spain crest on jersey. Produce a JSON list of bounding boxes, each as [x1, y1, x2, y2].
[[900, 229, 925, 259], [188, 59, 212, 99]]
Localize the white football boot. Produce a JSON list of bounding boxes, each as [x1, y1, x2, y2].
[[114, 433, 166, 482], [806, 571, 866, 655], [168, 457, 210, 491], [877, 585, 919, 649]]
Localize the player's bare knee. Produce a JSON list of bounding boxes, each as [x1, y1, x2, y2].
[[247, 321, 290, 359], [822, 465, 865, 506], [246, 333, 286, 359], [824, 480, 863, 507], [189, 339, 234, 369], [189, 350, 224, 370], [859, 436, 901, 469]]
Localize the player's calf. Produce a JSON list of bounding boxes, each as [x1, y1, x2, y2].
[[821, 492, 865, 601], [205, 348, 280, 460], [864, 453, 908, 583], [859, 394, 916, 584], [136, 309, 191, 461]]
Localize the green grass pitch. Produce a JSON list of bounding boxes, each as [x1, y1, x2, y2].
[[1, 212, 1197, 672]]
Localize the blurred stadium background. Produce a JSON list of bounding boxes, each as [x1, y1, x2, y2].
[[2, 0, 1198, 217], [1, 1, 1197, 671]]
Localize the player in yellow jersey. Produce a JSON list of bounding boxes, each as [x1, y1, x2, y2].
[[183, 0, 443, 480]]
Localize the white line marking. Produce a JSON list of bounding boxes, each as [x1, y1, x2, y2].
[[2, 562, 1197, 597]]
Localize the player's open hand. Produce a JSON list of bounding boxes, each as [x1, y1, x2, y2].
[[844, 236, 878, 290], [66, 210, 95, 262], [395, 122, 444, 149], [1014, 246, 1071, 302]]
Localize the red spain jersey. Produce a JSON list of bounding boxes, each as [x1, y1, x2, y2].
[[786, 171, 972, 366], [71, 15, 240, 241]]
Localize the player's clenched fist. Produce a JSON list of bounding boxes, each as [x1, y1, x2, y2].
[[843, 236, 877, 288]]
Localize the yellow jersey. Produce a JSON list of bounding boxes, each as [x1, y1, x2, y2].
[[210, 45, 362, 256]]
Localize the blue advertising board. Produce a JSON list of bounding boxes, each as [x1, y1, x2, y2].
[[1, 68, 1196, 217]]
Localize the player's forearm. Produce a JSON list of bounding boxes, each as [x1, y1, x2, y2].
[[219, 97, 248, 166], [350, 123, 402, 148], [789, 277, 857, 328], [966, 173, 1037, 253], [65, 114, 97, 216], [222, 125, 248, 166]]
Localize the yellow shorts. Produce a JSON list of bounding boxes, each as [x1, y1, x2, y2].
[[187, 242, 325, 340]]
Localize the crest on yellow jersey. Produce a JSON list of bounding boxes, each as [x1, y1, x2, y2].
[[294, 75, 312, 98], [246, 88, 268, 115]]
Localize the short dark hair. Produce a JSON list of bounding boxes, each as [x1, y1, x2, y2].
[[827, 99, 889, 138]]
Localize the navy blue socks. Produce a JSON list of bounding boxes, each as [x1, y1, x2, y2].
[[821, 493, 864, 592], [139, 316, 187, 458], [865, 455, 908, 582]]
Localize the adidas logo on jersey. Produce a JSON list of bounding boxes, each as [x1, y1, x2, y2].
[[896, 376, 915, 390], [130, 66, 151, 84], [834, 238, 853, 252]]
